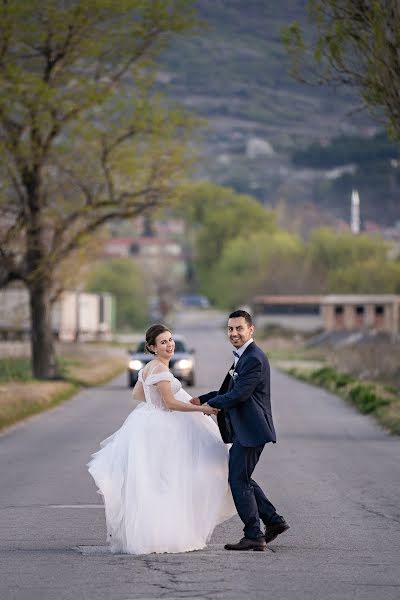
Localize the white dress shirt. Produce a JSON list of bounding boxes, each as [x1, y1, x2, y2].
[[233, 338, 254, 367]]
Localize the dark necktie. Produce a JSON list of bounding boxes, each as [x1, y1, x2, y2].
[[233, 351, 240, 359]]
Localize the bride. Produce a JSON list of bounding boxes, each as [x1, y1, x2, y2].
[[88, 324, 236, 554]]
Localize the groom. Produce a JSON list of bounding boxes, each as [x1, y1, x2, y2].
[[191, 310, 289, 551]]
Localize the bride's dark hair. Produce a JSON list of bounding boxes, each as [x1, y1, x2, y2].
[[145, 324, 171, 354]]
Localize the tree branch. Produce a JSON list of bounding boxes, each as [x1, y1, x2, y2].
[[0, 246, 25, 287], [51, 198, 161, 267]]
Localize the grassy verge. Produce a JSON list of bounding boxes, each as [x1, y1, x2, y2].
[[0, 345, 126, 432], [286, 365, 400, 435]]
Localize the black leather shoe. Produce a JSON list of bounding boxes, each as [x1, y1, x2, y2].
[[264, 517, 290, 544], [224, 537, 267, 551]]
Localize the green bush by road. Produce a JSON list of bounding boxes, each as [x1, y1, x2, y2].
[[288, 366, 399, 435]]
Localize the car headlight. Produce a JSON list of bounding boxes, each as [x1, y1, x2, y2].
[[175, 359, 192, 370], [129, 359, 144, 371]]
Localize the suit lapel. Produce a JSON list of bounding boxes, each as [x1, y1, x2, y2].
[[235, 341, 255, 370], [220, 365, 234, 393], [220, 343, 257, 395]]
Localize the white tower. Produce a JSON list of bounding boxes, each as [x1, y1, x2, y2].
[[351, 189, 360, 234]]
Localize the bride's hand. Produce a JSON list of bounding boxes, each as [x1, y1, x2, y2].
[[202, 403, 219, 416]]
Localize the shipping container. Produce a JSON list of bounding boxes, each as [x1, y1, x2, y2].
[[0, 287, 114, 341]]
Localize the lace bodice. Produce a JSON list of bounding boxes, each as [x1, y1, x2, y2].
[[138, 364, 182, 411]]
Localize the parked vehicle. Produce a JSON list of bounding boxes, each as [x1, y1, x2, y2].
[[128, 335, 196, 388], [179, 294, 210, 309]]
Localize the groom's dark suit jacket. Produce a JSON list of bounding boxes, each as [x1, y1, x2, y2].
[[199, 342, 276, 447]]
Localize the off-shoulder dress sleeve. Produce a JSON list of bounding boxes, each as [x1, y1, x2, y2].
[[143, 371, 174, 386]]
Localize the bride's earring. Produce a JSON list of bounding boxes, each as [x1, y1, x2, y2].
[[154, 351, 157, 355]]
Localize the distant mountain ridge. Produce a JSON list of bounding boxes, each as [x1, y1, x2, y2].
[[159, 0, 399, 228]]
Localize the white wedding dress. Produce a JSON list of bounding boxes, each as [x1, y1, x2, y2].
[[87, 364, 235, 554]]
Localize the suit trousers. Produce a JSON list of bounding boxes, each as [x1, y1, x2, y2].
[[228, 437, 277, 539]]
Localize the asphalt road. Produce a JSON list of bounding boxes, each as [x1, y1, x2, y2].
[[0, 310, 399, 600]]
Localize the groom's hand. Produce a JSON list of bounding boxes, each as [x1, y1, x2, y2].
[[202, 403, 219, 416], [190, 397, 201, 405]]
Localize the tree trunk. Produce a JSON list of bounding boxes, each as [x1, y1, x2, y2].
[[28, 278, 58, 379], [25, 167, 58, 379]]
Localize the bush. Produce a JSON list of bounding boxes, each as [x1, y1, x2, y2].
[[286, 363, 399, 434], [309, 366, 354, 390], [348, 384, 390, 414], [86, 258, 148, 330], [0, 358, 32, 382]]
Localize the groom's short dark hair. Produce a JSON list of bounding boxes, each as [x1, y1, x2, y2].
[[229, 310, 253, 326]]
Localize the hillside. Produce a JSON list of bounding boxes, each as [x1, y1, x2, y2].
[[159, 0, 399, 228]]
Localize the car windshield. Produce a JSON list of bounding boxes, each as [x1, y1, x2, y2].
[[136, 340, 186, 353]]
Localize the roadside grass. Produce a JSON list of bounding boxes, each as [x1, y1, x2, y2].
[[259, 335, 400, 435], [0, 357, 33, 383], [0, 345, 126, 431], [287, 365, 400, 435], [0, 380, 79, 432], [260, 339, 326, 372]]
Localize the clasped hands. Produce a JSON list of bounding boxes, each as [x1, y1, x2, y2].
[[190, 397, 219, 416]]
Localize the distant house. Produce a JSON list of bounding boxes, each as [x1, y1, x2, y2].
[[253, 295, 323, 332], [321, 295, 400, 335], [102, 236, 186, 282], [102, 237, 135, 258], [103, 236, 183, 261], [253, 295, 321, 315], [252, 294, 400, 335]]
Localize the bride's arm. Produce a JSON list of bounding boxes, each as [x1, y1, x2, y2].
[[156, 380, 217, 414], [132, 381, 145, 402]]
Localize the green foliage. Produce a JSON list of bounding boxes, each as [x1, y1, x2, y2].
[[194, 220, 400, 306], [176, 182, 400, 304], [196, 196, 275, 274], [308, 228, 388, 272], [0, 0, 197, 378], [86, 259, 148, 331], [0, 355, 69, 384], [0, 358, 33, 382], [348, 384, 389, 415], [207, 230, 304, 308], [0, 0, 198, 281], [328, 259, 400, 294], [306, 228, 400, 294], [175, 182, 276, 300], [307, 366, 355, 390], [306, 228, 394, 293], [284, 0, 400, 141], [288, 365, 396, 430]]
